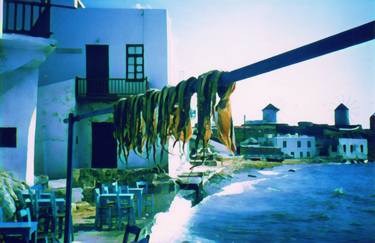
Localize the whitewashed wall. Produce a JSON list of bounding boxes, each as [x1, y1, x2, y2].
[[39, 8, 168, 88], [0, 34, 54, 183], [273, 135, 316, 159], [36, 8, 169, 178], [337, 138, 368, 160], [34, 79, 75, 178]]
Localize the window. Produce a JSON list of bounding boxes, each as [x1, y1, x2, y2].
[[360, 145, 364, 153], [126, 44, 144, 81], [300, 152, 303, 158], [283, 141, 287, 148], [307, 152, 311, 157], [297, 141, 301, 148], [291, 152, 295, 157], [307, 141, 311, 148], [350, 145, 354, 153], [0, 127, 17, 147], [343, 144, 346, 153]]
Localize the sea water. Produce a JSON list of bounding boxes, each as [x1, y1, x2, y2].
[[150, 163, 375, 242]]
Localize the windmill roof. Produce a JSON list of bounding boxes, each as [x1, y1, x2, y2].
[[262, 104, 279, 111], [335, 103, 349, 111]]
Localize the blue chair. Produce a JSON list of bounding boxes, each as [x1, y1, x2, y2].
[[119, 185, 129, 194], [136, 181, 154, 214], [95, 188, 115, 230], [116, 189, 136, 230], [122, 224, 141, 243], [17, 208, 32, 222]]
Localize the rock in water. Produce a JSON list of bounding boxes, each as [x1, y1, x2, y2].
[[333, 187, 345, 196], [288, 169, 296, 172], [248, 174, 257, 178], [0, 170, 27, 221]]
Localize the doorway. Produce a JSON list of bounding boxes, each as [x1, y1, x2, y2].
[[86, 45, 109, 95], [91, 122, 117, 168]]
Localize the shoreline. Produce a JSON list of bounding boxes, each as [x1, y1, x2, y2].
[[72, 158, 374, 241]]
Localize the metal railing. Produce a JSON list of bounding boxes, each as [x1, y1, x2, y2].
[[75, 77, 148, 101], [3, 0, 51, 38]]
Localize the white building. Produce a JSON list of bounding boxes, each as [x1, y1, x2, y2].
[[334, 138, 368, 160], [273, 134, 316, 159], [35, 5, 170, 178], [0, 0, 55, 183]]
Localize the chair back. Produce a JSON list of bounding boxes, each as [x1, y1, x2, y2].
[[15, 190, 27, 209], [136, 181, 149, 194], [101, 185, 110, 194], [28, 188, 40, 220], [119, 185, 129, 194], [17, 208, 31, 222], [111, 181, 119, 193], [123, 224, 141, 243]]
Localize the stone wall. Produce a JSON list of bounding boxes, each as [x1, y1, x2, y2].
[[0, 170, 27, 221]]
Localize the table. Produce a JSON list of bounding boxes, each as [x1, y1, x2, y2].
[[0, 222, 38, 243], [128, 188, 143, 217]]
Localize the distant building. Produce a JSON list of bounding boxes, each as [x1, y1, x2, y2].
[[370, 113, 375, 130], [335, 103, 350, 127], [330, 138, 368, 160], [273, 135, 316, 159], [367, 113, 375, 161], [262, 104, 279, 123]]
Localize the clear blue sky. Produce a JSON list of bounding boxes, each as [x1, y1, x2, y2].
[[84, 0, 375, 128]]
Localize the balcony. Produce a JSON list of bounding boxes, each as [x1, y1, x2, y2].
[[3, 0, 51, 38], [75, 77, 148, 102]]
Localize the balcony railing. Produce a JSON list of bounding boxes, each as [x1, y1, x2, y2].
[[76, 77, 148, 102], [3, 0, 51, 38]]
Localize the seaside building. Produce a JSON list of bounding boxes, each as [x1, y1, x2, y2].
[[0, 0, 55, 184], [330, 138, 368, 160], [35, 5, 169, 178], [363, 113, 375, 161], [272, 134, 316, 159]]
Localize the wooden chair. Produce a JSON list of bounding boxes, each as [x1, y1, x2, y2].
[[95, 188, 115, 230], [122, 224, 141, 243], [119, 185, 129, 194], [17, 208, 31, 222], [115, 190, 136, 230], [138, 235, 150, 243], [136, 181, 154, 214], [37, 191, 58, 242]]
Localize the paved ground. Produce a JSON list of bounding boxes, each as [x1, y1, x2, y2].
[[72, 231, 125, 243]]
